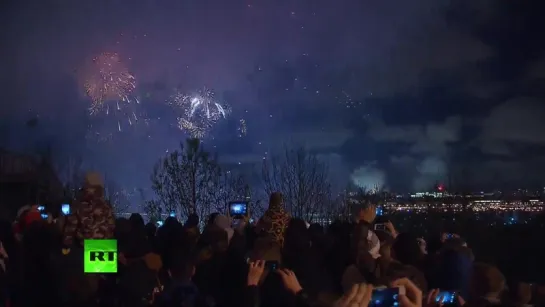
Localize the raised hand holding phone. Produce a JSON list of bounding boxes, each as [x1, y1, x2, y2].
[[385, 221, 398, 237], [369, 286, 405, 307], [374, 223, 387, 231], [441, 233, 460, 242], [436, 291, 458, 305], [392, 278, 423, 307], [276, 269, 303, 295], [426, 289, 464, 307], [228, 201, 248, 218], [247, 260, 265, 286], [334, 283, 374, 307], [426, 289, 443, 307]]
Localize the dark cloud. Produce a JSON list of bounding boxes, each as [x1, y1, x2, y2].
[[358, 116, 461, 191], [367, 116, 461, 155], [527, 56, 545, 81], [478, 97, 545, 156]]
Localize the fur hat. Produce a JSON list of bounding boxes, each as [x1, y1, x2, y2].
[[214, 214, 231, 230], [269, 192, 284, 209], [84, 171, 104, 188]]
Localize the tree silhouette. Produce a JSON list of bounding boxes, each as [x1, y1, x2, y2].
[[142, 199, 162, 223], [262, 146, 331, 222], [104, 180, 131, 215], [57, 155, 84, 202], [212, 170, 249, 214], [151, 138, 222, 219], [138, 188, 163, 223]]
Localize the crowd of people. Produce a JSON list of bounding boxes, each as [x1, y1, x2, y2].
[[1, 171, 544, 307]]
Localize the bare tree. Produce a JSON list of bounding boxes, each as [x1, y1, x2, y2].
[[104, 180, 131, 215], [142, 199, 162, 223], [35, 141, 84, 203], [224, 176, 266, 219], [151, 138, 222, 220], [57, 155, 84, 201], [248, 199, 266, 220], [262, 146, 332, 222], [244, 184, 269, 219], [315, 189, 353, 223], [212, 170, 250, 213], [137, 188, 163, 223]]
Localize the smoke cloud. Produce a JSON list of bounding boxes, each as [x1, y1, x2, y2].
[[412, 156, 447, 191], [350, 162, 387, 191]]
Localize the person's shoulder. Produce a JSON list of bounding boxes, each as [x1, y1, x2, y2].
[[341, 264, 364, 292]]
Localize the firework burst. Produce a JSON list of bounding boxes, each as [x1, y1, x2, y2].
[[169, 87, 229, 138], [84, 52, 136, 108], [81, 52, 145, 133]]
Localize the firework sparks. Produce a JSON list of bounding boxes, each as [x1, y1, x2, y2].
[[82, 52, 146, 134], [169, 87, 229, 138], [336, 90, 364, 109], [178, 118, 208, 139], [84, 52, 136, 109], [237, 119, 247, 137]]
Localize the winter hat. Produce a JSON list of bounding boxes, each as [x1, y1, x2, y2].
[[214, 214, 231, 230], [84, 171, 104, 188], [23, 211, 43, 227], [16, 205, 31, 220], [269, 192, 284, 210], [13, 205, 33, 237], [260, 192, 290, 246]]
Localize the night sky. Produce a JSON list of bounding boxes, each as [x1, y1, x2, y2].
[[1, 0, 545, 196]]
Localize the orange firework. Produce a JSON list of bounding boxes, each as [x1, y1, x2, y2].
[[82, 52, 137, 114]]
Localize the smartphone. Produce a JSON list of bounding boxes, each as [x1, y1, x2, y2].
[[41, 213, 48, 220], [156, 221, 164, 227], [38, 205, 45, 211], [244, 258, 279, 271], [370, 286, 405, 307], [375, 206, 383, 216], [229, 202, 248, 217], [446, 233, 453, 239], [436, 291, 458, 305], [265, 260, 279, 271], [61, 204, 70, 215], [374, 223, 386, 231], [169, 211, 176, 217]]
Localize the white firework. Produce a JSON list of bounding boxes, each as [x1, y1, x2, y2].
[[237, 119, 247, 137], [169, 87, 229, 138]]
